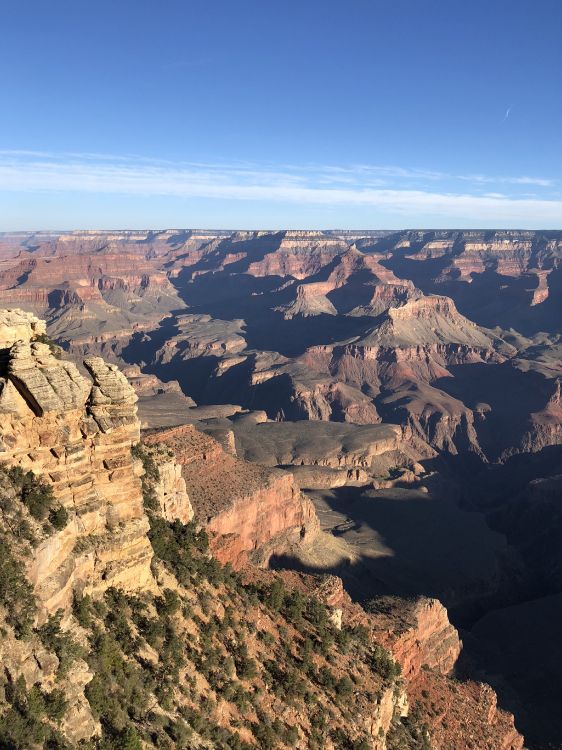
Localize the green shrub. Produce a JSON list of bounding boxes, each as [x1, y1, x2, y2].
[[0, 533, 36, 638], [131, 444, 160, 512], [156, 589, 181, 616], [233, 642, 258, 680], [387, 709, 432, 750], [265, 579, 285, 611], [37, 610, 86, 677], [368, 645, 401, 681], [49, 505, 69, 530], [258, 629, 275, 647], [335, 675, 354, 700], [306, 597, 329, 629], [282, 589, 306, 625], [7, 467, 56, 522], [251, 721, 278, 750], [0, 675, 69, 749], [85, 629, 152, 736], [147, 517, 210, 584], [72, 592, 94, 628]]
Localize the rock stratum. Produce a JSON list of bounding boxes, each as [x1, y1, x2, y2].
[[143, 424, 319, 568], [0, 309, 154, 615]]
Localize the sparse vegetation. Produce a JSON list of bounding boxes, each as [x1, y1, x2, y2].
[[0, 532, 36, 638], [36, 610, 86, 678], [387, 709, 433, 750], [0, 675, 69, 749], [32, 332, 63, 359], [0, 442, 432, 750], [1, 465, 69, 536], [131, 443, 160, 512]]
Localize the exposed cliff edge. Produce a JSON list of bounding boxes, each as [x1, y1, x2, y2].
[[256, 571, 524, 750], [143, 424, 319, 567], [0, 309, 154, 615]]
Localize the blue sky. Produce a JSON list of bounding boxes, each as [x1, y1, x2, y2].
[[1, 0, 561, 230]]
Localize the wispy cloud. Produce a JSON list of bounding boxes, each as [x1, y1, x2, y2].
[[459, 173, 555, 188], [0, 150, 560, 223]]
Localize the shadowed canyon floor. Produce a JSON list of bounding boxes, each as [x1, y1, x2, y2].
[[282, 484, 508, 608]]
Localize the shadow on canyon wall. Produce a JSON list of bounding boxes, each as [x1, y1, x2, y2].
[[272, 451, 562, 750]]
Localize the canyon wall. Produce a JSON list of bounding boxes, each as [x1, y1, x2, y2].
[[0, 309, 154, 615], [143, 424, 319, 567]]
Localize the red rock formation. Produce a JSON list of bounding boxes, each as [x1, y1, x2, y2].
[[246, 231, 346, 278], [411, 672, 524, 750], [365, 595, 524, 749], [143, 424, 319, 567], [246, 570, 525, 750], [367, 596, 461, 678]]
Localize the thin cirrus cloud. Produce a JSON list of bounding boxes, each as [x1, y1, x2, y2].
[[0, 150, 560, 223]]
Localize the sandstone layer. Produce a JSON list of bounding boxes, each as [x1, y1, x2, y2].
[[0, 309, 154, 615]]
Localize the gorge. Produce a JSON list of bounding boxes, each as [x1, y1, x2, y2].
[[2, 228, 562, 749]]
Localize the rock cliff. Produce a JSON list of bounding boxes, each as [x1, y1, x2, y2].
[[0, 305, 526, 749], [367, 596, 462, 678], [0, 309, 153, 615], [143, 424, 319, 567]]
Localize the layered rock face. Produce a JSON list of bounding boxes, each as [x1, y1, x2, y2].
[[0, 309, 153, 614], [0, 231, 188, 362], [368, 596, 462, 678], [359, 592, 523, 750], [286, 296, 503, 454], [0, 308, 46, 347], [232, 419, 424, 482], [152, 313, 247, 365], [381, 229, 562, 335], [143, 424, 319, 567], [141, 440, 194, 524]]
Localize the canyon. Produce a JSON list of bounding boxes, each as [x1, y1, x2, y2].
[[1, 228, 562, 748], [0, 306, 524, 750]]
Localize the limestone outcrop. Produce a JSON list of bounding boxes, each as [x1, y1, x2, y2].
[[0, 308, 46, 348], [141, 441, 194, 524], [0, 310, 153, 615]]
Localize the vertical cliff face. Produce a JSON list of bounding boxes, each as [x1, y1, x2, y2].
[[0, 309, 153, 615], [367, 597, 524, 750], [367, 596, 462, 678], [139, 441, 194, 523], [143, 424, 319, 567]]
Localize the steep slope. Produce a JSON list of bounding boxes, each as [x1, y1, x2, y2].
[[292, 297, 505, 454]]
